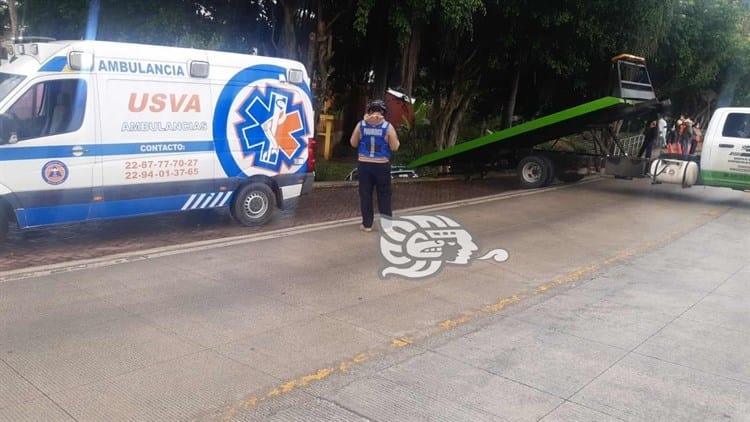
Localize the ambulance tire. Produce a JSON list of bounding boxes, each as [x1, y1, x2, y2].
[[232, 182, 276, 226], [517, 156, 550, 189]]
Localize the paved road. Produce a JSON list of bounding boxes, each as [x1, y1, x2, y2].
[[0, 177, 515, 272], [0, 177, 748, 421]]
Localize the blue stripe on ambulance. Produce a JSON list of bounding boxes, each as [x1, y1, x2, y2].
[[0, 141, 215, 161], [16, 191, 233, 228], [39, 56, 68, 72]]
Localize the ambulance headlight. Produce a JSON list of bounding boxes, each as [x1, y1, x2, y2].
[[288, 69, 304, 84], [29, 44, 39, 55], [69, 51, 94, 71], [14, 45, 24, 56]]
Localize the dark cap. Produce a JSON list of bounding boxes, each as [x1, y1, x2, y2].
[[366, 99, 387, 114]]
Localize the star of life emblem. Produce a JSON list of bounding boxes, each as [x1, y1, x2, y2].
[[234, 87, 308, 172], [379, 214, 509, 279]]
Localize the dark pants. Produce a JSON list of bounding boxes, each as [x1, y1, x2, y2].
[[358, 161, 391, 228], [680, 136, 689, 156], [638, 139, 654, 159]]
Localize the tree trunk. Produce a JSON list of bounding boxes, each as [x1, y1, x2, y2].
[[8, 0, 18, 39], [501, 65, 521, 129], [446, 94, 472, 149], [279, 1, 298, 60], [399, 25, 422, 96], [433, 83, 466, 151], [316, 17, 335, 114]]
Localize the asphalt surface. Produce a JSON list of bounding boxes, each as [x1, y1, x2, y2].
[[0, 177, 516, 272]]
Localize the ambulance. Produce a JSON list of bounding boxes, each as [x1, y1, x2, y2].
[[0, 40, 316, 239]]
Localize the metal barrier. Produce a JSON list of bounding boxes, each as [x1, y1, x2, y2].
[[612, 134, 644, 157]]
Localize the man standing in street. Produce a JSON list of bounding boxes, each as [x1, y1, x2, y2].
[[350, 99, 400, 232], [657, 114, 667, 150]]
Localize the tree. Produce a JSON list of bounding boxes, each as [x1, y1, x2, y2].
[[651, 0, 749, 117]]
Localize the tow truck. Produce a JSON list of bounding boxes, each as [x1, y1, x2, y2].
[[409, 54, 667, 187]]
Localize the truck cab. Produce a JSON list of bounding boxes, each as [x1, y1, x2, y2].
[[699, 108, 750, 190]]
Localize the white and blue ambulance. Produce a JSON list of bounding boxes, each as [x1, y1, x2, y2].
[[0, 40, 316, 239]]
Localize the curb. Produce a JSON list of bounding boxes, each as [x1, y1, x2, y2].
[[313, 174, 509, 189]]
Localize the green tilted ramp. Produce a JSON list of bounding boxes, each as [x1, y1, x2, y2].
[[409, 96, 659, 168]]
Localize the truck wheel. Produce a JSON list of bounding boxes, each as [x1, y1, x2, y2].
[[540, 156, 556, 186], [232, 182, 276, 226], [517, 156, 551, 189]]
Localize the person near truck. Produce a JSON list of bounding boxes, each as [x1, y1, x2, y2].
[[681, 118, 695, 157], [349, 99, 400, 232], [639, 120, 658, 159], [657, 115, 667, 149], [690, 121, 702, 154]]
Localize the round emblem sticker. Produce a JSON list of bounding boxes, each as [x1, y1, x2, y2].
[[42, 160, 69, 185]]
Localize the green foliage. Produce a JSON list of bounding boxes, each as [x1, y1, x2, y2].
[[393, 100, 432, 165], [11, 0, 750, 157], [314, 159, 355, 181]]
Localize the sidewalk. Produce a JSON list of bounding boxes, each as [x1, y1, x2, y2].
[[0, 176, 516, 272], [218, 206, 750, 421]]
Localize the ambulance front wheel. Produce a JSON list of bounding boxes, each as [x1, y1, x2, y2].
[[232, 182, 276, 226]]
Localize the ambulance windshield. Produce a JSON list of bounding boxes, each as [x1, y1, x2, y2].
[[0, 72, 25, 102]]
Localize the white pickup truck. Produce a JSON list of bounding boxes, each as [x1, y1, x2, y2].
[[650, 108, 750, 190]]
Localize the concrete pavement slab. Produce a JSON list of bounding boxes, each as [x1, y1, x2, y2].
[[0, 396, 74, 421], [215, 315, 390, 382], [635, 317, 750, 384], [679, 287, 750, 333], [326, 375, 499, 422], [52, 262, 228, 316], [325, 287, 470, 338], [713, 266, 750, 297], [572, 353, 750, 421], [511, 292, 674, 350], [3, 314, 202, 394], [539, 401, 623, 422], [137, 288, 318, 348], [262, 397, 370, 421], [419, 267, 528, 309], [50, 350, 279, 421], [0, 360, 42, 411], [378, 350, 563, 422], [435, 317, 626, 398], [591, 276, 713, 316]]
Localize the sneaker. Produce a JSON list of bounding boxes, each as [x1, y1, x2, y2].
[[359, 225, 373, 232]]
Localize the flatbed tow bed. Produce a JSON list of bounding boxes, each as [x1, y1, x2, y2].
[[409, 55, 668, 188]]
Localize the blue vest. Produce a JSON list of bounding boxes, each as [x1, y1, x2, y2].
[[358, 121, 391, 160]]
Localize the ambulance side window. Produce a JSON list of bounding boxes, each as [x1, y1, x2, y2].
[[5, 79, 86, 141]]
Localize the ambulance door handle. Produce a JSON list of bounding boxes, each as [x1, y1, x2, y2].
[[71, 145, 87, 157], [718, 144, 734, 148]]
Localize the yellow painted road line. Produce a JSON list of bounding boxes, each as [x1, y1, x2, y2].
[[199, 204, 732, 421]]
